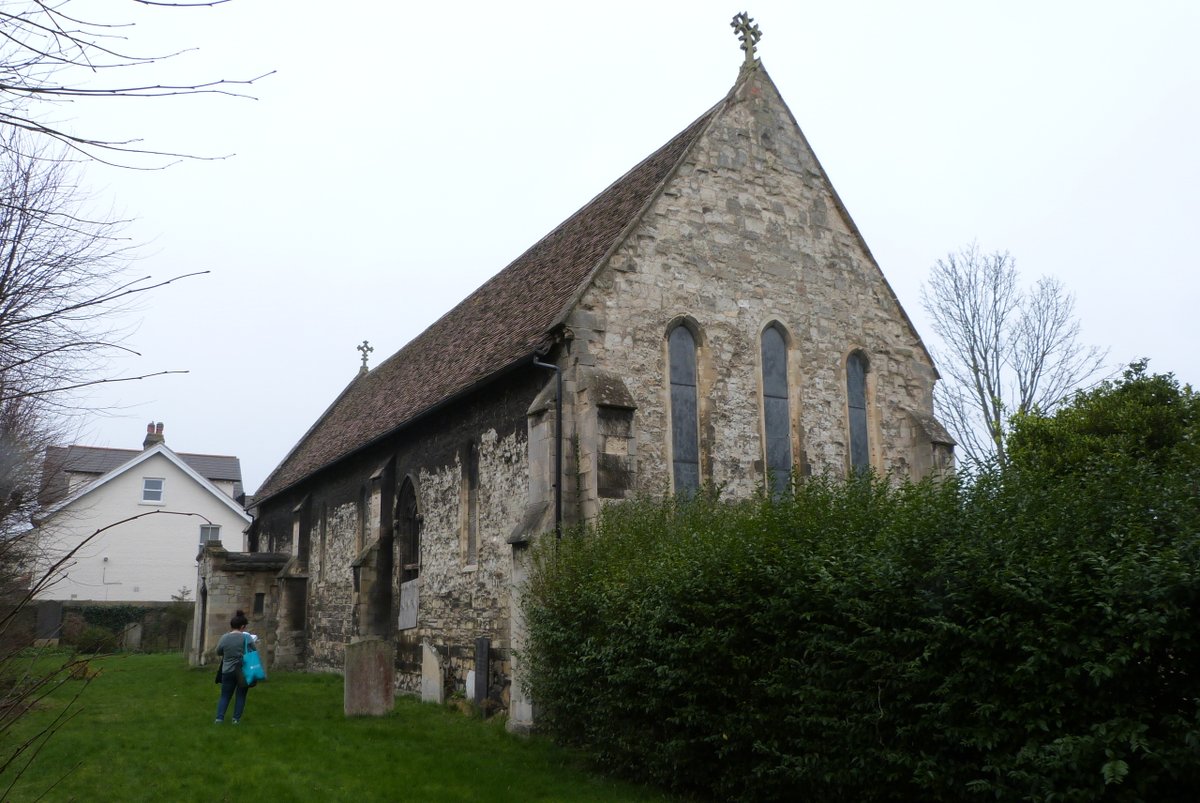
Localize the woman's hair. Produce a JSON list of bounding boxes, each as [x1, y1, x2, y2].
[[231, 610, 249, 630]]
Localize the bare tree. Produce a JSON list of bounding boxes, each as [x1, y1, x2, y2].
[[922, 243, 1107, 468], [0, 132, 199, 407], [0, 5, 254, 788], [0, 0, 270, 166]]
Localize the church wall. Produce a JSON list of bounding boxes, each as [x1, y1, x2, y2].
[[250, 368, 541, 702], [398, 424, 527, 701], [568, 69, 939, 501], [306, 499, 359, 672]]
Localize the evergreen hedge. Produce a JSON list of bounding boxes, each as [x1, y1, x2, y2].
[[523, 369, 1200, 801]]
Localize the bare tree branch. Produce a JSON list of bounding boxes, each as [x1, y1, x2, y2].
[[0, 134, 204, 407], [0, 370, 189, 403], [0, 0, 269, 166], [922, 243, 1108, 469], [0, 4, 249, 791]]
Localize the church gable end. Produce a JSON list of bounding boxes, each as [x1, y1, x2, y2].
[[567, 62, 943, 497]]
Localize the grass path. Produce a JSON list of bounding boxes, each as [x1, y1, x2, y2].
[[4, 652, 671, 802]]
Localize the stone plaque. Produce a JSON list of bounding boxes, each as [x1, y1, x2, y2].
[[398, 579, 418, 630]]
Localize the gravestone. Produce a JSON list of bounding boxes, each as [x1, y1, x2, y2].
[[344, 637, 394, 716], [473, 637, 489, 704], [420, 641, 444, 703]]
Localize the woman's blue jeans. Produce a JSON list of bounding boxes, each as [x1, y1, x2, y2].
[[215, 671, 247, 721]]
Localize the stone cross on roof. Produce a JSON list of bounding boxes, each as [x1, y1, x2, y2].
[[730, 12, 762, 65], [357, 340, 373, 374]]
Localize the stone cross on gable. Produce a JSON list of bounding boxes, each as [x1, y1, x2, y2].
[[730, 12, 762, 65], [357, 340, 373, 374]]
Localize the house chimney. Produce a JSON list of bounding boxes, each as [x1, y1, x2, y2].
[[143, 421, 165, 449]]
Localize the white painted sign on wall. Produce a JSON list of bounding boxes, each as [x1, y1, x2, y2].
[[398, 579, 418, 630]]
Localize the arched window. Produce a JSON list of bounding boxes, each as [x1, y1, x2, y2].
[[761, 324, 791, 493], [846, 350, 870, 473], [668, 324, 700, 495], [398, 478, 420, 583]]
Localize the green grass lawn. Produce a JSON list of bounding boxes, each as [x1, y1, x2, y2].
[[3, 651, 672, 802]]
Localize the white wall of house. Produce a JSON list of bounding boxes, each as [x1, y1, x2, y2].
[[35, 452, 250, 603], [208, 479, 238, 500]]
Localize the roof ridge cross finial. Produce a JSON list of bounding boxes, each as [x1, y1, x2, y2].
[[357, 339, 374, 374], [730, 12, 762, 66]]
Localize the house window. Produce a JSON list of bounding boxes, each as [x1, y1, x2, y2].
[[668, 324, 700, 495], [761, 324, 792, 494], [199, 524, 220, 546], [142, 477, 164, 503], [847, 350, 871, 473]]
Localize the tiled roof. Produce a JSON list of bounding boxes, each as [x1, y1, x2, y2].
[[255, 98, 726, 502], [40, 444, 243, 506]]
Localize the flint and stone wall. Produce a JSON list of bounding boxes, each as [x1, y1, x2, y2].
[[566, 66, 945, 509], [251, 369, 541, 706]]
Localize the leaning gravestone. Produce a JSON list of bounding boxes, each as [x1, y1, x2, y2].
[[420, 641, 444, 703]]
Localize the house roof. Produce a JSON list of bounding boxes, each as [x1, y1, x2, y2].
[[255, 87, 728, 502], [40, 445, 243, 506], [36, 444, 252, 525]]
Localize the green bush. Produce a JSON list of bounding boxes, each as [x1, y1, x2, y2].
[[524, 368, 1200, 801], [79, 604, 143, 634], [72, 625, 117, 655]]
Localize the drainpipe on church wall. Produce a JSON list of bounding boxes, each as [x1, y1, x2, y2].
[[532, 356, 563, 541]]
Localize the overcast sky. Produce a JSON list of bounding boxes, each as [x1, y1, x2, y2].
[[59, 1, 1198, 493]]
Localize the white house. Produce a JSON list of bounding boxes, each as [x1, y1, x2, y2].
[[33, 423, 252, 603]]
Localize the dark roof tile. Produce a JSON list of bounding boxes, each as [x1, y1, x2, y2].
[[39, 445, 243, 506]]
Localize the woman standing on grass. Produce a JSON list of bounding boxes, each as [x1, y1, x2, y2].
[[214, 610, 255, 724]]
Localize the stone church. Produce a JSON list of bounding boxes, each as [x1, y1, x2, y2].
[[193, 20, 952, 729]]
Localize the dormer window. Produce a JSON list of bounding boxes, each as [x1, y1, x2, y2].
[[142, 477, 165, 503]]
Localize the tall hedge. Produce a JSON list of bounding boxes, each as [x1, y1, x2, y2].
[[523, 368, 1200, 801]]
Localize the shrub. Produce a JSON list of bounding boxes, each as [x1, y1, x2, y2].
[[524, 439, 1200, 801], [72, 625, 116, 655]]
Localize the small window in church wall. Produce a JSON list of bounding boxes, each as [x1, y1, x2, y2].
[[847, 350, 871, 473], [668, 324, 700, 495], [464, 441, 479, 566], [399, 478, 420, 583], [761, 324, 792, 493], [318, 503, 327, 582]]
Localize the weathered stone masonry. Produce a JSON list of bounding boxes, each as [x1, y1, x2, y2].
[[565, 69, 946, 510], [247, 368, 541, 705]]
